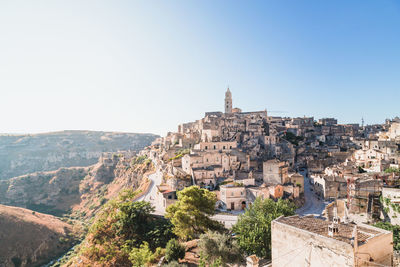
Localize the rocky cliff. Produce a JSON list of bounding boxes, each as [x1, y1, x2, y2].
[[0, 204, 75, 267], [0, 130, 158, 180], [0, 167, 89, 216], [0, 154, 154, 218]]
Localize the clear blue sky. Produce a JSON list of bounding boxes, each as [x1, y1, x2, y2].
[[1, 1, 399, 135]]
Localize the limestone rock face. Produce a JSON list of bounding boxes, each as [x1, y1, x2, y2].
[[0, 130, 158, 180], [0, 155, 153, 218], [0, 167, 88, 216]]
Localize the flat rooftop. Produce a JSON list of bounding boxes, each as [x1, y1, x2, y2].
[[274, 215, 389, 245]]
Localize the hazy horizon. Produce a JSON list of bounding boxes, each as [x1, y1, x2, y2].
[[1, 1, 399, 136], [0, 115, 394, 136]]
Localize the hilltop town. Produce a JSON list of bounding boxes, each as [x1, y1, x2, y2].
[[2, 89, 400, 267], [134, 88, 400, 266]]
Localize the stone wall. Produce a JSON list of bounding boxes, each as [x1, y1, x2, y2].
[[271, 219, 354, 267]]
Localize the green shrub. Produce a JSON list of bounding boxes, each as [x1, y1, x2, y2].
[[233, 198, 296, 259], [131, 155, 148, 166], [129, 242, 154, 267], [165, 239, 185, 263], [198, 231, 243, 266], [11, 257, 22, 267], [99, 197, 107, 205], [384, 167, 400, 174]]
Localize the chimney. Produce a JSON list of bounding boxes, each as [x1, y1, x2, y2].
[[328, 207, 339, 237], [333, 206, 340, 224]]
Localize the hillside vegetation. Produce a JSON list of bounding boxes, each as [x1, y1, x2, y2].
[[0, 130, 158, 180], [63, 190, 175, 267], [0, 204, 77, 267], [0, 155, 155, 267]]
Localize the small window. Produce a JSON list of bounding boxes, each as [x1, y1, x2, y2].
[[223, 146, 226, 149], [214, 145, 216, 149], [205, 146, 208, 150]]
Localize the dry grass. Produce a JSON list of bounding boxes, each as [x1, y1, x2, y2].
[[0, 204, 75, 266]]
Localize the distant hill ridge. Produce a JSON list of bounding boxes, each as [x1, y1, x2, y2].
[[0, 130, 158, 180]]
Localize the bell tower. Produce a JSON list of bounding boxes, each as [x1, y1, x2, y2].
[[225, 87, 232, 114]]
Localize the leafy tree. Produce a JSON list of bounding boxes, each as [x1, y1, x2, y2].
[[165, 239, 185, 263], [384, 167, 400, 174], [166, 186, 224, 240], [198, 231, 244, 266], [113, 201, 155, 247], [282, 131, 303, 146], [129, 242, 155, 267], [79, 189, 175, 265], [233, 198, 296, 259], [147, 217, 176, 250], [358, 166, 367, 173], [373, 222, 400, 250]]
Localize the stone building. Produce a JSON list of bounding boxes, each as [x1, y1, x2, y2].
[[268, 184, 284, 199], [283, 184, 300, 199], [192, 166, 220, 188], [272, 215, 393, 267], [247, 185, 271, 202], [347, 177, 383, 217], [181, 149, 241, 188], [194, 141, 237, 151], [263, 159, 289, 184], [319, 118, 338, 126], [312, 175, 347, 200], [155, 184, 177, 212], [388, 121, 400, 141], [287, 173, 304, 194], [220, 183, 247, 210]]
